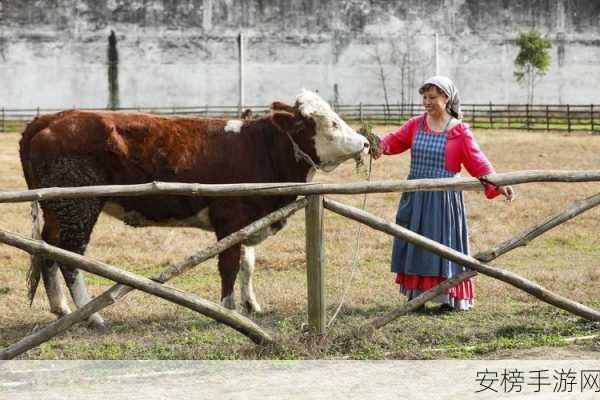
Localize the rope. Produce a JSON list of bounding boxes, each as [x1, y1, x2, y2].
[[284, 130, 321, 171], [285, 121, 377, 329], [327, 155, 373, 329]]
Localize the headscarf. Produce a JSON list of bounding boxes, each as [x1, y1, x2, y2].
[[420, 76, 463, 120]]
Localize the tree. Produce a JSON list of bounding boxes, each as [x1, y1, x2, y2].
[[514, 31, 552, 104], [372, 42, 392, 116], [107, 30, 120, 110], [369, 26, 429, 116]]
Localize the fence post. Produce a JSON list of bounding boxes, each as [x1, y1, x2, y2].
[[471, 104, 475, 127], [36, 107, 40, 117], [359, 102, 363, 125], [384, 103, 389, 125], [507, 104, 511, 128], [591, 104, 595, 132], [567, 104, 571, 133], [526, 104, 530, 130], [546, 105, 550, 131], [305, 194, 326, 335], [1, 108, 4, 133], [489, 101, 493, 129]]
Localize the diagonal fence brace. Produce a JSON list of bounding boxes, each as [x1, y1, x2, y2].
[[0, 228, 273, 347], [360, 191, 600, 333], [322, 197, 600, 329], [0, 197, 308, 359]]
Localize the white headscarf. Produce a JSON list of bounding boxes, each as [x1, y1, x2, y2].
[[420, 76, 463, 120]]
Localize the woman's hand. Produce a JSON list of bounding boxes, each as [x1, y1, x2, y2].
[[498, 185, 515, 202], [371, 142, 386, 160], [372, 147, 383, 160]]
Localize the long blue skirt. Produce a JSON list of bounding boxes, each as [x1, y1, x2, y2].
[[391, 190, 473, 308]]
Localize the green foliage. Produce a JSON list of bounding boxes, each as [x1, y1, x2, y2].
[[514, 31, 552, 80], [358, 123, 381, 155], [354, 123, 381, 174], [514, 32, 553, 103]]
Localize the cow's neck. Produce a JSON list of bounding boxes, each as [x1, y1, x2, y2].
[[267, 126, 314, 184]]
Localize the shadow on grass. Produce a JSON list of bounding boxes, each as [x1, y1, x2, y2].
[[0, 314, 226, 348], [495, 318, 600, 339], [1, 322, 45, 345], [324, 301, 467, 321]]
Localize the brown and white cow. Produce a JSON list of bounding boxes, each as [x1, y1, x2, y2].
[[19, 90, 369, 330]]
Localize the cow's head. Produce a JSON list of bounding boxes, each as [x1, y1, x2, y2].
[[296, 89, 369, 171], [271, 90, 369, 172]]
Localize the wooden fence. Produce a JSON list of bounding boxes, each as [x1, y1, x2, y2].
[[1, 103, 599, 133], [1, 170, 600, 359], [336, 103, 600, 132]]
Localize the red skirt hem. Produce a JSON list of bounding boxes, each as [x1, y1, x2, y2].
[[395, 273, 474, 300]]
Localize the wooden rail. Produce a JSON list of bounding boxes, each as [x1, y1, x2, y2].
[[0, 170, 599, 359], [0, 171, 599, 203]]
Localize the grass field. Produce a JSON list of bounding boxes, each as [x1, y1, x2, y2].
[[1, 127, 599, 360]]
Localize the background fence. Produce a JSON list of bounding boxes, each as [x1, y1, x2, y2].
[[1, 103, 599, 133]]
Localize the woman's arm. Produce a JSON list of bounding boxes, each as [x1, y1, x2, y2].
[[461, 126, 514, 200], [373, 116, 421, 159]]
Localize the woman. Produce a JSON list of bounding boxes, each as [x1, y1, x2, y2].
[[374, 76, 514, 311]]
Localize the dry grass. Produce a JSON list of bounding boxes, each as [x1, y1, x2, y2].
[[0, 128, 599, 359]]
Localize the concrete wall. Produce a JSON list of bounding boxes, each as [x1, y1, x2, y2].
[[0, 0, 598, 108]]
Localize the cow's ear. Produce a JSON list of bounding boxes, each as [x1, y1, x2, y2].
[[296, 101, 316, 118], [271, 111, 296, 132], [271, 101, 295, 113]]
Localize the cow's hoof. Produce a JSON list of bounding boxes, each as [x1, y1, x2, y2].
[[221, 295, 236, 310], [242, 300, 262, 315], [89, 320, 109, 334], [88, 314, 108, 334]]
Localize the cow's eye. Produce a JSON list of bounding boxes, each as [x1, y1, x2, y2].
[[331, 121, 339, 129]]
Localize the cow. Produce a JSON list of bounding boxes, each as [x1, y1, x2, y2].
[[240, 108, 254, 120], [19, 89, 369, 331]]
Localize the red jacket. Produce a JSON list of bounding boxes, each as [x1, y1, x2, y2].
[[381, 114, 500, 199]]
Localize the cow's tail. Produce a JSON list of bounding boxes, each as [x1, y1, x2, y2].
[[26, 200, 43, 305], [19, 116, 48, 304]]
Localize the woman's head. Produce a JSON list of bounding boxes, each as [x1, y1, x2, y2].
[[419, 84, 449, 118], [419, 76, 462, 119]]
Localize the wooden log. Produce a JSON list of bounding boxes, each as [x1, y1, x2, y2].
[[0, 229, 274, 348], [0, 170, 599, 202], [0, 198, 308, 360], [477, 192, 600, 262], [323, 198, 600, 321], [359, 192, 600, 334], [358, 271, 478, 335], [306, 195, 326, 335]]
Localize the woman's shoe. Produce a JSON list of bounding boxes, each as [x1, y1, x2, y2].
[[439, 303, 454, 312]]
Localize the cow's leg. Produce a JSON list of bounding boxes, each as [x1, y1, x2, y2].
[[33, 156, 107, 331], [55, 197, 106, 332], [211, 202, 254, 310], [42, 263, 71, 317], [239, 245, 261, 313], [217, 244, 242, 310], [39, 210, 71, 317]]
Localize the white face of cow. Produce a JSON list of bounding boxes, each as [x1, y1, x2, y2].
[[296, 90, 369, 172]]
